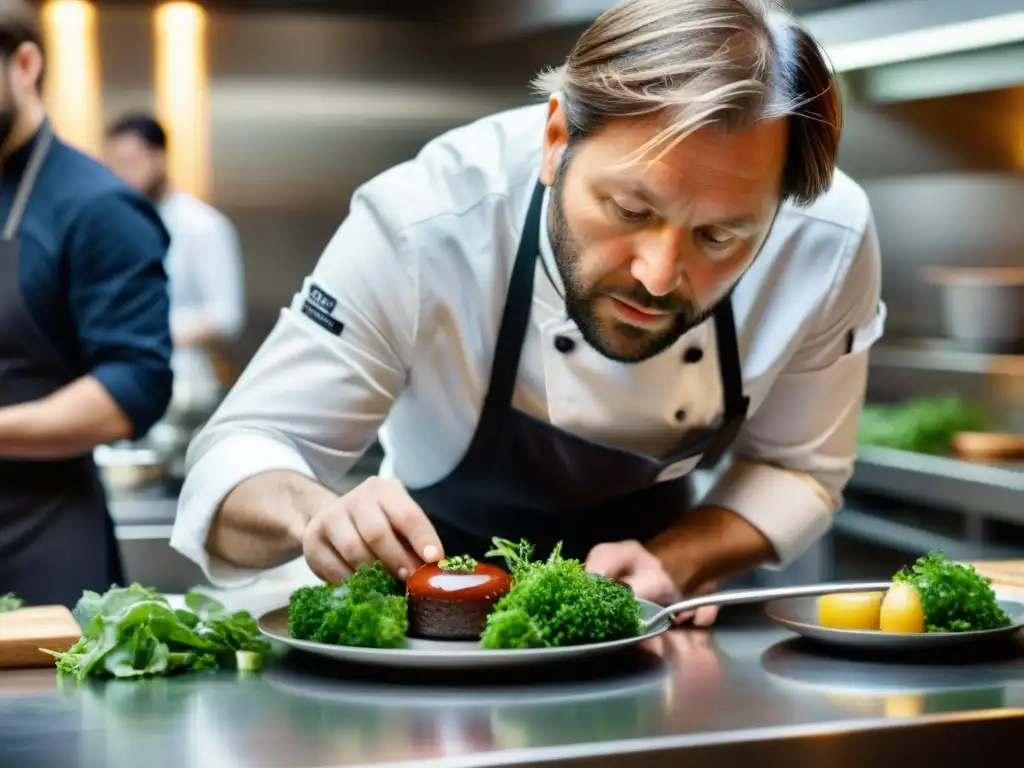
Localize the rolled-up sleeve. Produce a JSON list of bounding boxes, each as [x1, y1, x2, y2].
[[703, 214, 886, 567], [170, 193, 419, 582], [65, 191, 173, 438]]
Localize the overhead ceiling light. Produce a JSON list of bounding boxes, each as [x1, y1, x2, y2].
[[825, 11, 1024, 72]]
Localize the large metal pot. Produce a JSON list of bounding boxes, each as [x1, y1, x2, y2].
[[924, 266, 1024, 353], [93, 443, 170, 494]]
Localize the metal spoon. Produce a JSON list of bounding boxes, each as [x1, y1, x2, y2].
[[642, 580, 892, 631]]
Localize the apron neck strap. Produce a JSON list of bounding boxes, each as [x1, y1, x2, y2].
[[710, 293, 748, 421], [478, 180, 546, 419], [3, 125, 53, 241]]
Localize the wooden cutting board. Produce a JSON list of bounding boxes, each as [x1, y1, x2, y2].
[[0, 606, 82, 670], [969, 561, 1024, 594]]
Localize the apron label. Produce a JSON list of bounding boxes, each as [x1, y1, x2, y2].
[[300, 300, 344, 336], [308, 283, 338, 314]]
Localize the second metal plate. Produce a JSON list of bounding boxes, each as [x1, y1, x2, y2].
[[765, 592, 1024, 652]]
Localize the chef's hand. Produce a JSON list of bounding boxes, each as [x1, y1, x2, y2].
[[302, 476, 444, 583], [585, 540, 720, 627]]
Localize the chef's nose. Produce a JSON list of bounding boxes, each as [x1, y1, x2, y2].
[[630, 226, 684, 297]]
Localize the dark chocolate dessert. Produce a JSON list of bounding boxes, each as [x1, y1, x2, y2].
[[406, 555, 512, 640]]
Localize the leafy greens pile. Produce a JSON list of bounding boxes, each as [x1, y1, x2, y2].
[[288, 562, 408, 649], [46, 584, 270, 682], [481, 538, 643, 649], [893, 551, 1012, 632], [858, 394, 988, 455], [0, 593, 23, 612]]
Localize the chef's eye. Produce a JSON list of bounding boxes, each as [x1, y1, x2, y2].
[[609, 200, 653, 224], [697, 229, 733, 248]]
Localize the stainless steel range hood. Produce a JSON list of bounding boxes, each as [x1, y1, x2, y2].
[[805, 0, 1024, 101], [465, 0, 1024, 102]]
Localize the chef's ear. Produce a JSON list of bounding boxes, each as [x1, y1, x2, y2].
[[540, 94, 568, 187]]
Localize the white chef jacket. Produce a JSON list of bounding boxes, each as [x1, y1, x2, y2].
[[158, 191, 245, 404], [171, 103, 885, 586]]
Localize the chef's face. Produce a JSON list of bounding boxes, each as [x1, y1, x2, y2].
[[105, 133, 167, 200], [0, 67, 18, 153], [541, 98, 786, 363], [0, 49, 36, 153]]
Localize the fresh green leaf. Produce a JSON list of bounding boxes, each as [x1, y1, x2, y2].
[[0, 593, 22, 612], [45, 582, 272, 682], [859, 394, 989, 455]]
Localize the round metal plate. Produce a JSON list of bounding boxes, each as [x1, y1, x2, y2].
[[257, 599, 672, 669], [764, 592, 1024, 652]]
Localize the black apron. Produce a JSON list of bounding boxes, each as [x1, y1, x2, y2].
[[409, 182, 750, 563], [0, 126, 125, 609]]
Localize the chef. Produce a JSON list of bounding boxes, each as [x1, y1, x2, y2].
[[171, 0, 885, 618], [0, 4, 173, 608], [104, 114, 246, 404]]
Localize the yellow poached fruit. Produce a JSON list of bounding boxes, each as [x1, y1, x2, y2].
[[817, 592, 884, 630], [878, 583, 926, 633]]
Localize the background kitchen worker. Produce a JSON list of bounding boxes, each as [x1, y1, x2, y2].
[[171, 0, 884, 620], [105, 113, 246, 405], [0, 3, 174, 608]]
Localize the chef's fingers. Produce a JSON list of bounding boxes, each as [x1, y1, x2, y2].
[[302, 517, 353, 584], [674, 583, 719, 626], [349, 499, 422, 579], [377, 480, 444, 564], [584, 542, 640, 580], [693, 605, 720, 627], [324, 505, 374, 567], [624, 571, 680, 605]]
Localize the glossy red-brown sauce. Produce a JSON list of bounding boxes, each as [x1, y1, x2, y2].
[[406, 562, 512, 603]]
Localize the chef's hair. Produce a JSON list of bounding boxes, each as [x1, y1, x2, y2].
[[107, 114, 169, 152], [0, 0, 44, 92], [532, 0, 841, 206]]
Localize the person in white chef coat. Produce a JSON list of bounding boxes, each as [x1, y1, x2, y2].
[[170, 0, 886, 622], [104, 114, 245, 405]]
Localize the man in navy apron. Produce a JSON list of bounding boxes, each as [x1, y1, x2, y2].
[[0, 5, 174, 608], [172, 0, 883, 617]]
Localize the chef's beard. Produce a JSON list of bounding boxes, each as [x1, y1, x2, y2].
[[0, 101, 18, 156], [144, 174, 168, 203], [547, 156, 717, 364]]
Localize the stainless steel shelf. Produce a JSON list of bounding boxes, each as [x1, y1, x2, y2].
[[869, 338, 1024, 376], [849, 447, 1024, 524], [833, 507, 1024, 561]]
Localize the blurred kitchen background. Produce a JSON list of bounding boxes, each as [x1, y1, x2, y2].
[[40, 0, 1023, 590]]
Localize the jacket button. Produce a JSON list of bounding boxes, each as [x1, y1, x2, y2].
[[674, 409, 687, 423], [683, 347, 704, 364], [554, 336, 576, 353]]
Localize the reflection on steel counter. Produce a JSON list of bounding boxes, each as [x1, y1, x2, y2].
[[3, 609, 1024, 767]]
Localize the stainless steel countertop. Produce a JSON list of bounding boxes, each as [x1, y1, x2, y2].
[[2, 597, 1023, 768]]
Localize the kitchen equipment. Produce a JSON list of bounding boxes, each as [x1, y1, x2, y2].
[[257, 581, 892, 670], [924, 266, 1024, 353], [0, 605, 81, 669], [952, 431, 1024, 460], [93, 442, 169, 494], [148, 348, 228, 481], [765, 590, 1024, 652]]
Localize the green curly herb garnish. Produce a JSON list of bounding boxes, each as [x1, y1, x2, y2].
[[480, 537, 642, 649], [288, 562, 408, 649], [438, 555, 479, 572]]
